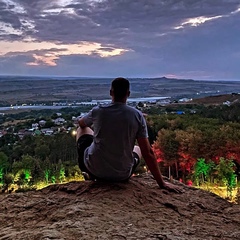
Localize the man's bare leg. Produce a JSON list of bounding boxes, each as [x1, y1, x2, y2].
[[76, 127, 93, 142], [76, 126, 94, 180]]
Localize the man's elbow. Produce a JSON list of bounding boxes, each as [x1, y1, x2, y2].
[[79, 119, 87, 128]]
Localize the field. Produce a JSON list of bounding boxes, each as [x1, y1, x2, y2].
[[1, 75, 240, 105]]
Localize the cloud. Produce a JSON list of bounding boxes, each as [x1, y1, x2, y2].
[[0, 0, 240, 79], [0, 39, 128, 66]]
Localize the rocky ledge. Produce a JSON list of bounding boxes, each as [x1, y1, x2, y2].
[[0, 174, 239, 240]]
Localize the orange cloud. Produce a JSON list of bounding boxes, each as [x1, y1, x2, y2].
[[0, 40, 129, 67], [27, 54, 59, 66]]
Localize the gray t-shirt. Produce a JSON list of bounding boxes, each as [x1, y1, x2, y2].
[[82, 102, 148, 181]]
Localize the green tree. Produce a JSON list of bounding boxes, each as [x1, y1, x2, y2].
[[216, 158, 237, 198], [154, 129, 179, 178], [59, 165, 65, 183], [0, 152, 9, 182], [193, 158, 215, 186], [35, 144, 50, 160], [15, 169, 32, 188]]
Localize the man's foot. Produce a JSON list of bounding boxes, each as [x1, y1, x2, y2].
[[82, 172, 96, 181]]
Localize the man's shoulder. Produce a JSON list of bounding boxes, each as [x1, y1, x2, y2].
[[97, 103, 144, 117], [125, 105, 144, 115]]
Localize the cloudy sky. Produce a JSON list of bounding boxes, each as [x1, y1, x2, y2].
[[0, 0, 239, 80]]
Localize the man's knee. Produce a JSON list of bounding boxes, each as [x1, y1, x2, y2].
[[133, 145, 142, 159], [76, 127, 94, 141]]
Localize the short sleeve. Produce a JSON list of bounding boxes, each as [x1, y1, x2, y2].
[[136, 113, 148, 139]]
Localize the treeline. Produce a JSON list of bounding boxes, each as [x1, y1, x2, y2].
[[1, 102, 240, 195], [0, 132, 81, 192], [144, 102, 240, 123], [0, 106, 93, 125], [147, 113, 240, 190]]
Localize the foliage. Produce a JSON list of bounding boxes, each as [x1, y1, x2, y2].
[[216, 158, 237, 197], [2, 173, 14, 193], [193, 158, 215, 186], [15, 169, 32, 188], [0, 152, 9, 182], [1, 104, 240, 194], [59, 165, 65, 183]]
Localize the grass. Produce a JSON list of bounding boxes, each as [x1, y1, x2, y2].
[[199, 184, 239, 203]]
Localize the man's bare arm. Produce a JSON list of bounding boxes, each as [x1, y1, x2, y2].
[[137, 137, 165, 187], [137, 137, 182, 193], [78, 117, 87, 128]]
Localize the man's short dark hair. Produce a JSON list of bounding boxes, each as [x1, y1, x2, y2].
[[111, 77, 130, 100]]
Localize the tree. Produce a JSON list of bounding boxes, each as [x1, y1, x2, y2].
[[59, 165, 65, 183], [15, 169, 32, 189], [153, 129, 179, 178], [175, 128, 202, 180], [193, 158, 215, 186], [0, 152, 9, 182], [216, 158, 237, 198], [34, 144, 50, 160]]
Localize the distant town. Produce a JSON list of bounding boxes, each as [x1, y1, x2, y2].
[[1, 92, 239, 141]]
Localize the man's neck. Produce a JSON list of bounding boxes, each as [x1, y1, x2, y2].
[[112, 98, 127, 104], [112, 100, 126, 104]]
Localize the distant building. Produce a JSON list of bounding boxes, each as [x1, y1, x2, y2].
[[156, 99, 171, 106], [17, 129, 32, 139], [32, 123, 39, 129], [41, 128, 54, 135], [39, 120, 46, 126], [178, 98, 192, 103], [54, 117, 66, 125], [223, 101, 231, 106]]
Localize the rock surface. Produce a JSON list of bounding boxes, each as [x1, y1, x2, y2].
[[0, 174, 240, 240]]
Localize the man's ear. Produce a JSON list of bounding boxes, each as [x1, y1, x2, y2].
[[110, 89, 113, 96], [127, 90, 130, 97]]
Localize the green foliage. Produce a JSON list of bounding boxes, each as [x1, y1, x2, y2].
[[15, 169, 32, 188], [51, 176, 56, 184], [216, 158, 237, 197], [44, 169, 50, 184], [156, 129, 179, 164], [12, 155, 35, 175], [0, 152, 9, 179], [34, 144, 50, 160], [2, 173, 14, 192], [1, 104, 240, 195], [193, 158, 215, 186], [67, 165, 82, 178], [0, 169, 3, 184], [59, 165, 65, 183]]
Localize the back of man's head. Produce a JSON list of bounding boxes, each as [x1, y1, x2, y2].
[[111, 77, 130, 101]]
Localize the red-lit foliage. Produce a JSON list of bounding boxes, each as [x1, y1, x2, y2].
[[152, 143, 163, 163]]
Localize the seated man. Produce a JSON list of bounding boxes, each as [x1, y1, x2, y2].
[[77, 77, 180, 192]]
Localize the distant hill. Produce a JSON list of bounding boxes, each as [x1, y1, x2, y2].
[[1, 75, 240, 105]]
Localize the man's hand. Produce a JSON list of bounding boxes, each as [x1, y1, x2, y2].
[[161, 182, 183, 193]]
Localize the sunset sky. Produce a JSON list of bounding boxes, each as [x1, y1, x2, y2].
[[0, 0, 240, 80]]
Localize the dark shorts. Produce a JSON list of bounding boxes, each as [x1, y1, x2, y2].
[[77, 134, 94, 175], [77, 134, 140, 180]]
